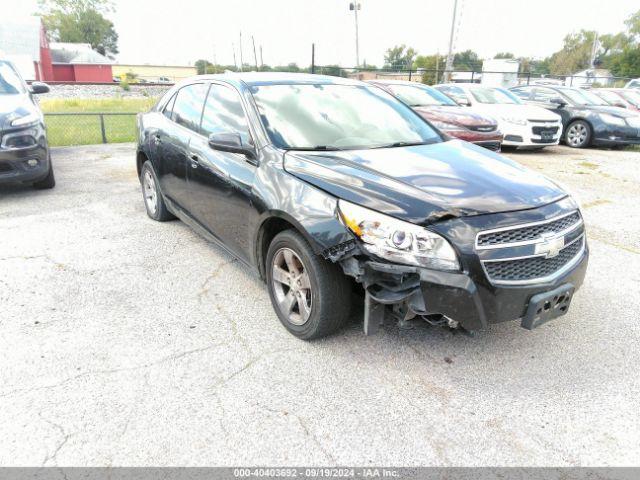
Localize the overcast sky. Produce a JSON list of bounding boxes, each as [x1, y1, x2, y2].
[[9, 0, 640, 67]]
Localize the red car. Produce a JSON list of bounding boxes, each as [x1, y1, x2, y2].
[[592, 88, 640, 112], [369, 80, 503, 151]]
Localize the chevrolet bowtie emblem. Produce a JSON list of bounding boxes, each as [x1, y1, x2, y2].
[[535, 233, 565, 259]]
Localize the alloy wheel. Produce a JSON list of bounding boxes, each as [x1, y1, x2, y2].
[[143, 170, 158, 215], [271, 248, 313, 325], [566, 123, 588, 147]]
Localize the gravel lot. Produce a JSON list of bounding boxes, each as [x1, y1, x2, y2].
[[0, 143, 638, 466]]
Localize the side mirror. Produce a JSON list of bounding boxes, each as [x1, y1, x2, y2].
[[614, 102, 627, 108], [208, 132, 255, 159], [30, 82, 50, 94], [550, 97, 567, 107], [457, 98, 471, 106]]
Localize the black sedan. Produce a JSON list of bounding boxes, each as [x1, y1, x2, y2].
[[0, 60, 54, 188], [136, 73, 587, 339], [510, 84, 640, 148]]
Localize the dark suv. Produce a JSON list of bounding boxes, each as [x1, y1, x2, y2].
[[136, 73, 588, 340], [510, 84, 640, 148], [0, 60, 54, 189]]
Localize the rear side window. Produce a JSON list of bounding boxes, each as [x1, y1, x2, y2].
[[201, 84, 251, 144], [172, 84, 209, 132]]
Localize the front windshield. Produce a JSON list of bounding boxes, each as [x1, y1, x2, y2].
[[250, 84, 441, 150], [559, 88, 607, 106], [388, 84, 458, 107], [0, 62, 26, 95], [470, 87, 521, 104]]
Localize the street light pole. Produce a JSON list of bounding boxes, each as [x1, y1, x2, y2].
[[350, 1, 361, 67], [444, 0, 458, 82]]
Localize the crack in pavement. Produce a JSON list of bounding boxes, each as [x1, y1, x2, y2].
[[0, 343, 225, 400]]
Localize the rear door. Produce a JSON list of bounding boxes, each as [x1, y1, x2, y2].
[[155, 83, 208, 211], [187, 82, 258, 262]]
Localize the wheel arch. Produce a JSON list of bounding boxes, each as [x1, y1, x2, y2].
[[255, 211, 323, 280]]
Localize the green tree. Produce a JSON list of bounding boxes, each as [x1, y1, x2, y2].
[[38, 0, 118, 56], [547, 30, 598, 75], [453, 50, 482, 71], [494, 52, 515, 59], [384, 45, 417, 70], [413, 54, 446, 84]]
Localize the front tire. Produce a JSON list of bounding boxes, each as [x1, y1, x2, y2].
[[266, 230, 351, 340], [565, 120, 592, 148], [140, 161, 174, 221], [33, 160, 55, 189]]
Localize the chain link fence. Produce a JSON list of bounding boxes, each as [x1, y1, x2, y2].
[[44, 113, 138, 147], [312, 66, 634, 88]]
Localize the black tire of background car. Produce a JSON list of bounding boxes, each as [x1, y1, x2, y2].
[[32, 159, 56, 190], [141, 161, 175, 221], [565, 120, 592, 149], [266, 230, 352, 340]]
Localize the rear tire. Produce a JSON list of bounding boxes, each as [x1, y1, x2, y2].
[[266, 230, 351, 340], [565, 120, 592, 148], [140, 161, 174, 221], [33, 160, 55, 189]]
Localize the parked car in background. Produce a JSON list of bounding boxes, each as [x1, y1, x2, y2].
[[434, 83, 562, 149], [136, 73, 588, 340], [157, 76, 172, 84], [368, 80, 503, 151], [625, 79, 640, 90], [510, 85, 640, 148], [592, 88, 640, 112], [0, 60, 55, 189]]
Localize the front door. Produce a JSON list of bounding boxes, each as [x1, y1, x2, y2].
[[187, 83, 258, 262]]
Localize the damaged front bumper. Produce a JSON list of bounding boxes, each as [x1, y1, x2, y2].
[[340, 250, 588, 334], [331, 198, 590, 334]]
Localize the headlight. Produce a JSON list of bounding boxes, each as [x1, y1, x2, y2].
[[338, 200, 460, 271], [599, 113, 626, 127], [500, 116, 527, 126], [10, 112, 42, 127], [430, 120, 462, 131]]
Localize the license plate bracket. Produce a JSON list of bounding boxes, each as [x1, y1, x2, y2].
[[521, 284, 574, 330]]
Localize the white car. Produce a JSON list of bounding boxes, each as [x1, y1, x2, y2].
[[625, 78, 640, 90], [434, 83, 563, 149]]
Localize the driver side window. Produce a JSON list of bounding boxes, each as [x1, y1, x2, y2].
[[201, 84, 251, 145]]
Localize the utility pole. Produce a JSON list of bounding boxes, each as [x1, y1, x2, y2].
[[435, 51, 439, 84], [260, 45, 263, 67], [232, 42, 237, 70], [444, 0, 459, 82], [590, 32, 599, 69], [349, 1, 361, 67], [239, 31, 244, 72], [311, 43, 315, 74], [252, 36, 258, 70]]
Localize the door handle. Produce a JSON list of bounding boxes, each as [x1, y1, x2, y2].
[[152, 134, 161, 145], [190, 154, 200, 168]]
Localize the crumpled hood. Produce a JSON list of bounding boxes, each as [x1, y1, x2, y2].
[[0, 94, 37, 130], [284, 140, 566, 225], [413, 105, 497, 129]]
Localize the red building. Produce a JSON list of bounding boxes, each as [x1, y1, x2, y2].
[[1, 17, 113, 82]]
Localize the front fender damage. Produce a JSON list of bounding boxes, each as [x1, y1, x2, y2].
[[322, 241, 431, 335]]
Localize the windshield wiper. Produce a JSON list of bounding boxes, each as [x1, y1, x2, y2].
[[371, 141, 431, 149], [286, 146, 344, 151]]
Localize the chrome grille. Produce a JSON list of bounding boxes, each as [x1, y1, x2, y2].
[[484, 236, 584, 283], [477, 212, 581, 248]]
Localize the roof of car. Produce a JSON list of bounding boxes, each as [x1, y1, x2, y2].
[[367, 79, 429, 87], [192, 72, 364, 88]]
